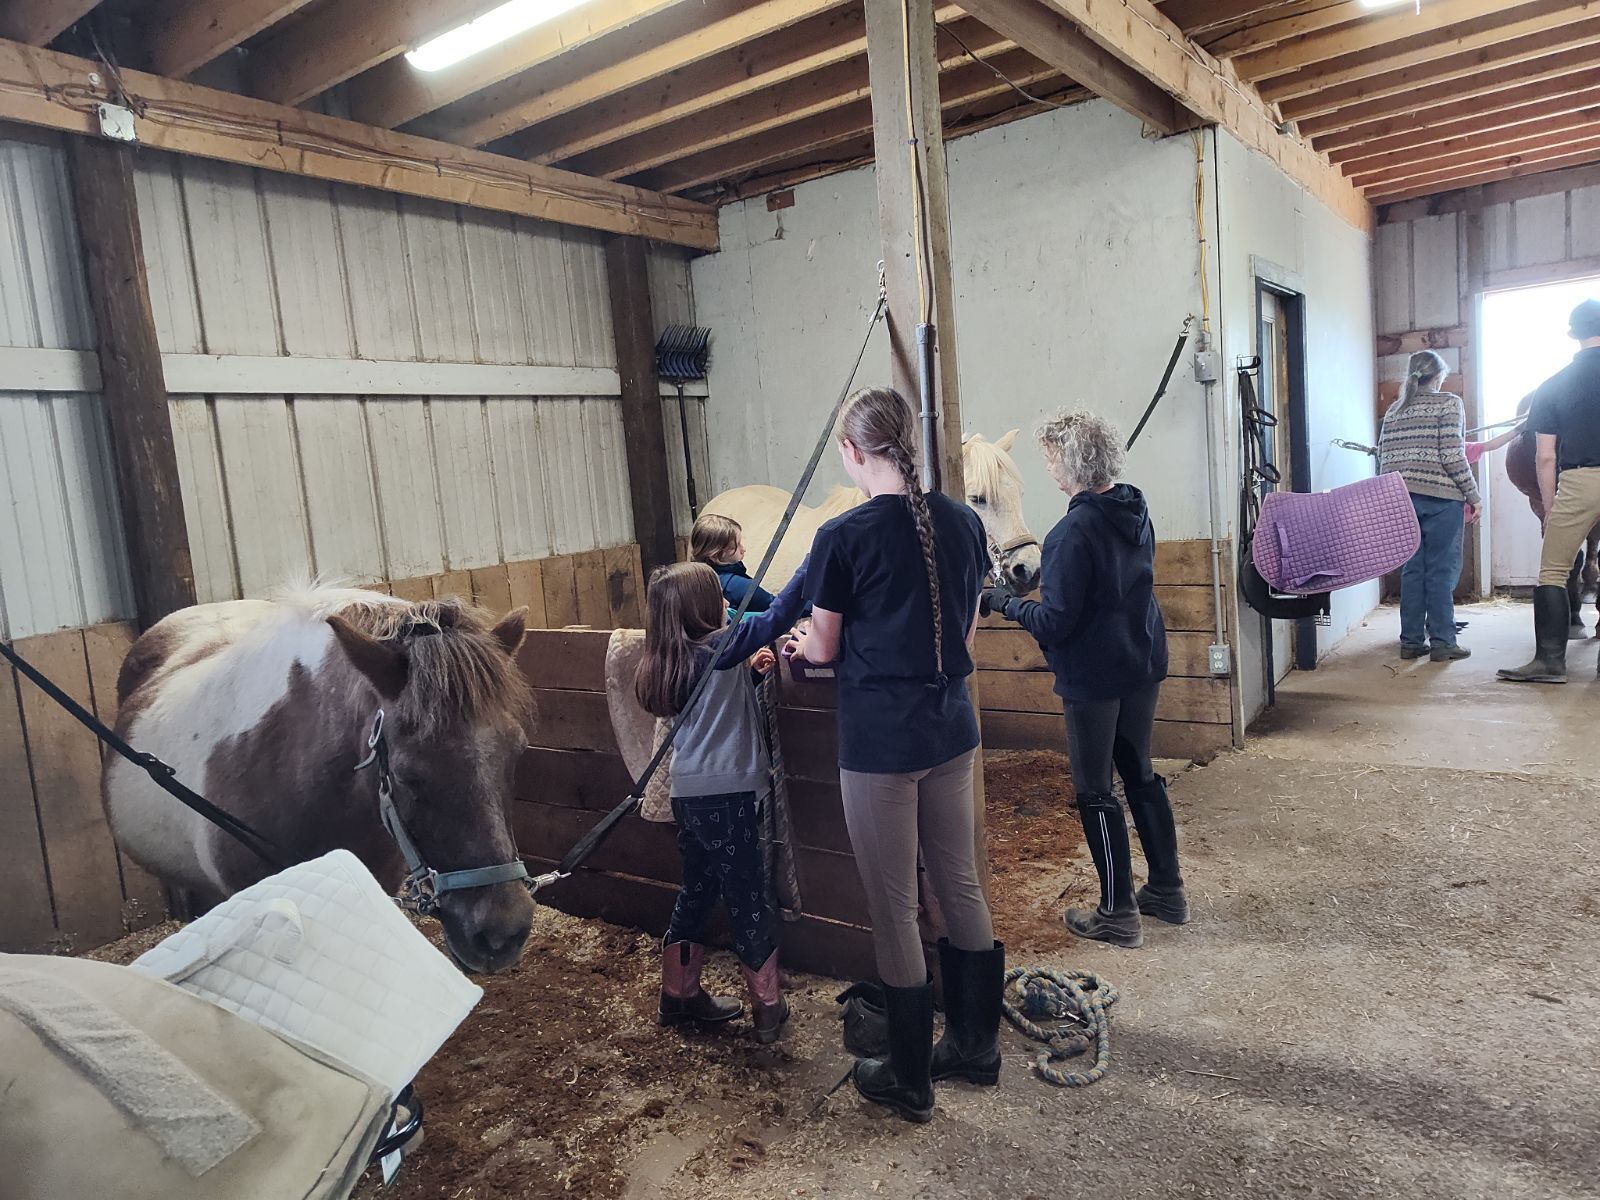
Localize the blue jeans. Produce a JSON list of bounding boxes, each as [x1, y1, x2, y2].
[[1400, 493, 1464, 648]]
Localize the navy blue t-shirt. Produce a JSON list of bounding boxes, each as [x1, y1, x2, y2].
[[804, 491, 989, 774]]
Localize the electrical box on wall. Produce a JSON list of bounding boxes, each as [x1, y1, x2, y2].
[[1193, 350, 1220, 384]]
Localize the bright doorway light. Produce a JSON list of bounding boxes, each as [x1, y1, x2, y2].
[[405, 0, 592, 72], [1482, 276, 1600, 424]]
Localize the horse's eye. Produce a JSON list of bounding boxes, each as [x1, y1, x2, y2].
[[969, 495, 987, 506]]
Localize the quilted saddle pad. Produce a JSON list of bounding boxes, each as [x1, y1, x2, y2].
[[1252, 472, 1420, 595], [132, 849, 481, 1098]]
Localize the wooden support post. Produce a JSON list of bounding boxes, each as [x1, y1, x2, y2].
[[67, 136, 197, 630], [605, 235, 678, 577], [863, 0, 988, 892]]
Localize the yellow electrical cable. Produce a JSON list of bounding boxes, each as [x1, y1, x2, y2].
[[1192, 128, 1212, 334]]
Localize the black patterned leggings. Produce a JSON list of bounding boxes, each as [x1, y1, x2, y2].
[[665, 791, 776, 970]]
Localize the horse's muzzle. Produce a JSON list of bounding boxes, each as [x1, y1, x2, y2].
[[437, 882, 535, 974]]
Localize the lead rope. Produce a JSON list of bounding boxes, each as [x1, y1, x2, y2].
[[1002, 965, 1119, 1087]]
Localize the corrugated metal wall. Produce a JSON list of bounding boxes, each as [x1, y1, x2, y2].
[[136, 152, 635, 604], [1, 132, 707, 639], [0, 136, 134, 641]]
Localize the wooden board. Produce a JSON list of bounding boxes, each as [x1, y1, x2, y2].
[[516, 748, 636, 812], [517, 630, 612, 693], [470, 563, 514, 615], [540, 555, 582, 630], [389, 574, 434, 603], [82, 622, 167, 933], [975, 627, 1217, 677], [507, 558, 550, 628], [432, 570, 473, 602], [573, 548, 612, 627], [526, 688, 619, 753], [0, 654, 57, 951], [1155, 538, 1229, 586], [13, 629, 127, 950], [1155, 584, 1229, 634], [974, 670, 1231, 725], [605, 543, 644, 627]]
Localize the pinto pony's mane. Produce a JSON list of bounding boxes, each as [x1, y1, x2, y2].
[[962, 434, 1022, 501], [292, 587, 531, 737]]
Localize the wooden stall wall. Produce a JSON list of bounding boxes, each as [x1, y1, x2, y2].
[[513, 628, 881, 982], [976, 539, 1234, 761]]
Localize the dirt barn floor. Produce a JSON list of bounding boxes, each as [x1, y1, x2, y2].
[[90, 601, 1600, 1198]]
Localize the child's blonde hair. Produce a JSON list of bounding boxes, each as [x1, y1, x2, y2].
[[690, 513, 743, 566]]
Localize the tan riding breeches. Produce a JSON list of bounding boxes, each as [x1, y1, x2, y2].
[[1539, 467, 1600, 586]]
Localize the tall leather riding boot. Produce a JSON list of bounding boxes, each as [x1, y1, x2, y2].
[[930, 939, 1005, 1086], [739, 949, 790, 1044], [1126, 775, 1190, 925], [852, 979, 935, 1123], [658, 941, 742, 1027], [1498, 585, 1570, 684], [1065, 793, 1143, 948], [837, 981, 889, 1057]]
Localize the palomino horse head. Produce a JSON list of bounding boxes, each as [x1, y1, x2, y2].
[[327, 600, 536, 973], [963, 430, 1043, 594]]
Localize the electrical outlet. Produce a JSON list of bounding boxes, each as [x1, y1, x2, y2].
[[1208, 644, 1231, 675]]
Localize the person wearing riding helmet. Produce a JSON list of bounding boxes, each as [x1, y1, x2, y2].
[[982, 409, 1184, 950], [785, 386, 1002, 1125]]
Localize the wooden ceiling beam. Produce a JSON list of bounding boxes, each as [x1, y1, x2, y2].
[[1003, 0, 1370, 231], [1304, 46, 1600, 145], [1367, 135, 1600, 204], [636, 48, 1061, 194], [1259, 1, 1600, 103], [1156, 2, 1283, 37], [1240, 0, 1523, 82], [504, 3, 964, 166], [957, 0, 1188, 134], [1204, 2, 1372, 59], [1277, 15, 1600, 123], [146, 0, 316, 79], [560, 19, 1012, 180], [427, 0, 845, 147], [1327, 74, 1600, 165], [245, 0, 499, 107], [0, 37, 718, 250], [0, 0, 98, 46], [1354, 123, 1600, 190], [1348, 105, 1600, 184], [344, 0, 703, 130]]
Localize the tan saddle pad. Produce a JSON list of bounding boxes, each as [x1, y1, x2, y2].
[[0, 954, 389, 1200]]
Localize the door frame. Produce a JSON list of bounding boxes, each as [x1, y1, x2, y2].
[[1253, 260, 1316, 688]]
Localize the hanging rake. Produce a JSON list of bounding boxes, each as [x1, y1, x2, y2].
[[655, 324, 712, 518]]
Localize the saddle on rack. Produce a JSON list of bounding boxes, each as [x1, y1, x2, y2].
[[1251, 472, 1420, 595]]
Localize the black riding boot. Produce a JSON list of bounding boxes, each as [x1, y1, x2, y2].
[[1126, 775, 1190, 925], [1065, 793, 1143, 948], [837, 981, 888, 1057], [1498, 585, 1570, 684], [852, 979, 935, 1123], [930, 940, 1005, 1086]]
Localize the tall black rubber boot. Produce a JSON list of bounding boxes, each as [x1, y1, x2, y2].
[[1126, 775, 1190, 925], [930, 940, 1004, 1086], [837, 981, 888, 1058], [852, 979, 935, 1123], [1065, 793, 1143, 948], [1498, 585, 1570, 684]]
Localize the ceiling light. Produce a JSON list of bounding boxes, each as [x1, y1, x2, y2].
[[405, 0, 591, 72], [1359, 0, 1417, 9]]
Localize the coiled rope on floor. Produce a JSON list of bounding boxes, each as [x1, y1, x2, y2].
[[1002, 965, 1118, 1087]]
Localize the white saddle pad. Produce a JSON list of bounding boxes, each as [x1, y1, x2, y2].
[[132, 849, 481, 1097]]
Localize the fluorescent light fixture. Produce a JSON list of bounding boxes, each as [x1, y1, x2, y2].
[[405, 0, 591, 72], [1359, 0, 1416, 8]]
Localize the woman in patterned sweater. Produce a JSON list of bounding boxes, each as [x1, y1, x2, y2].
[[1378, 350, 1481, 662]]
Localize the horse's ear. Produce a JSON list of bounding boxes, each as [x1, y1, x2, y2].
[[996, 428, 1020, 452], [491, 607, 528, 655], [327, 615, 408, 700]]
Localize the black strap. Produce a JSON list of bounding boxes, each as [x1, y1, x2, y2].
[[0, 638, 284, 870], [1125, 327, 1190, 452], [558, 294, 888, 876]]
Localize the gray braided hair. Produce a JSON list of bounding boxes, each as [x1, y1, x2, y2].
[[840, 387, 945, 681]]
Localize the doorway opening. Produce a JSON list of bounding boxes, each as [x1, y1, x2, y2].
[[1481, 275, 1600, 590], [1256, 279, 1313, 698]]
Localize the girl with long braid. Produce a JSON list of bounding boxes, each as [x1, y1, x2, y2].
[[786, 387, 1003, 1124]]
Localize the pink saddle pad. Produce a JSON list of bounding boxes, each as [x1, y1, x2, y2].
[[1252, 473, 1420, 595]]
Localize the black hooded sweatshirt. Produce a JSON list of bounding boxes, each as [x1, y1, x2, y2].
[[1001, 484, 1168, 703]]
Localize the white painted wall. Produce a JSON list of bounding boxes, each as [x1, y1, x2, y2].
[[1212, 129, 1377, 721], [694, 101, 1210, 544]]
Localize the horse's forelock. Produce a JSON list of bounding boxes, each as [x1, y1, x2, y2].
[[331, 596, 531, 736], [963, 435, 1022, 499]]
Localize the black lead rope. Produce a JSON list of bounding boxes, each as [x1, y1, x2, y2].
[[554, 292, 889, 879], [1125, 321, 1193, 452], [0, 638, 284, 871]]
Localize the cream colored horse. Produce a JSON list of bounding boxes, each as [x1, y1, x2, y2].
[[701, 431, 1042, 594]]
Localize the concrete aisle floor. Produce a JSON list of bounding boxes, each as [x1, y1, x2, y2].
[[664, 600, 1600, 1200]]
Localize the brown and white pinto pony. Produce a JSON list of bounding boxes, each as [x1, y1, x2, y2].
[[103, 587, 536, 973], [1504, 400, 1600, 633]]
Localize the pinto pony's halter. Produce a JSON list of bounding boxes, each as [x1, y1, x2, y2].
[[353, 709, 533, 914]]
